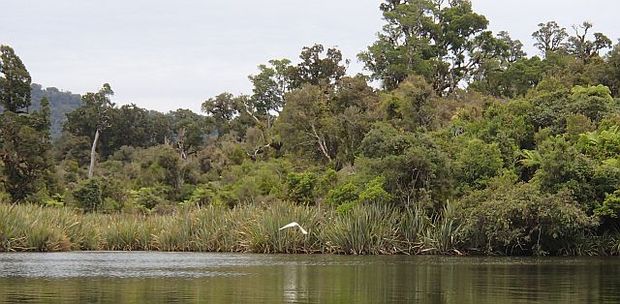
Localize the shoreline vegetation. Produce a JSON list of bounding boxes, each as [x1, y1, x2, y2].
[[3, 1, 620, 257], [2, 202, 620, 256]]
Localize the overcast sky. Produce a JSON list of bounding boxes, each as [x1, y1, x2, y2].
[[2, 0, 619, 113]]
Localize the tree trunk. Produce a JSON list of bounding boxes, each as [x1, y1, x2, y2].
[[88, 129, 100, 179], [177, 127, 187, 160], [311, 124, 332, 162]]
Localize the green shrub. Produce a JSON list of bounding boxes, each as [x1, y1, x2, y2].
[[72, 179, 103, 212], [326, 182, 358, 207], [358, 177, 392, 204], [286, 172, 317, 203], [459, 177, 595, 255], [131, 186, 168, 210]]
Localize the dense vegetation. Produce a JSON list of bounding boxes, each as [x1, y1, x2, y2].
[[2, 0, 620, 255]]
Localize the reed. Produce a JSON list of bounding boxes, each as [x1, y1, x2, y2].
[[321, 204, 399, 255], [191, 205, 238, 252], [4, 201, 588, 255], [418, 202, 463, 255]]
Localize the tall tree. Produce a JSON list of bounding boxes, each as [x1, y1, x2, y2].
[[532, 21, 568, 56], [0, 45, 31, 113], [248, 59, 294, 115], [291, 44, 348, 88], [359, 0, 494, 94], [65, 84, 114, 178], [566, 22, 612, 62], [0, 45, 52, 202], [602, 43, 620, 96], [277, 84, 337, 163], [167, 109, 210, 160]]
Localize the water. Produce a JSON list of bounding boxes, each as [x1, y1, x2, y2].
[[0, 252, 619, 303]]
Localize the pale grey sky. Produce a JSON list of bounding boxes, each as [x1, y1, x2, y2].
[[2, 1, 619, 113]]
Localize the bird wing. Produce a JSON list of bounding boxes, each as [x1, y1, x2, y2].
[[279, 222, 308, 235], [279, 222, 299, 230]]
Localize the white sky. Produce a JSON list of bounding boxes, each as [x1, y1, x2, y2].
[[1, 0, 619, 113]]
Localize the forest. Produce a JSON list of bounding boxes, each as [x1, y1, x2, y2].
[[2, 0, 620, 256]]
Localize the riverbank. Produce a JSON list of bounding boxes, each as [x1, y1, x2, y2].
[[1, 202, 619, 255]]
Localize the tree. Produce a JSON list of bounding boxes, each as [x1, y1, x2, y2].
[[202, 92, 239, 136], [0, 45, 31, 113], [330, 76, 380, 165], [0, 45, 53, 202], [454, 138, 503, 189], [277, 84, 336, 163], [290, 44, 348, 88], [0, 110, 53, 202], [168, 109, 211, 160], [248, 59, 294, 115], [471, 56, 546, 98], [65, 84, 114, 178], [496, 31, 527, 63], [359, 0, 495, 93], [601, 43, 620, 96], [380, 75, 436, 130], [247, 45, 348, 116], [532, 21, 568, 56], [459, 177, 593, 255], [566, 22, 612, 62], [357, 123, 452, 206]]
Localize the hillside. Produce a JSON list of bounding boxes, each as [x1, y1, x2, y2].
[[30, 83, 82, 138]]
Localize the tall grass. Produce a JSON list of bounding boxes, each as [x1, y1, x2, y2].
[[322, 204, 399, 255], [0, 201, 472, 255]]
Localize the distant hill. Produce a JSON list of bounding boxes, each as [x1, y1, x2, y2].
[[29, 84, 82, 138]]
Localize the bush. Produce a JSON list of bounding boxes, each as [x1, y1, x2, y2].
[[358, 176, 392, 205], [131, 186, 169, 210], [72, 178, 103, 212], [459, 176, 595, 255], [454, 138, 503, 189], [286, 172, 317, 203], [326, 182, 358, 207]]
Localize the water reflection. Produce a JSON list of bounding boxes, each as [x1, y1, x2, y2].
[[0, 252, 619, 303]]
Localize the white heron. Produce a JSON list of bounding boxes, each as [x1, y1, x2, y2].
[[278, 222, 308, 235]]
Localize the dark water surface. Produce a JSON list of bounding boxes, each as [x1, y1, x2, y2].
[[0, 252, 618, 303]]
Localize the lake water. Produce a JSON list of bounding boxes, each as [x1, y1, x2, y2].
[[0, 252, 619, 303]]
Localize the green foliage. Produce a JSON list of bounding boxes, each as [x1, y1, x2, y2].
[[454, 139, 503, 189], [568, 85, 613, 123], [183, 184, 219, 207], [0, 45, 31, 112], [380, 75, 435, 130], [459, 177, 595, 255], [533, 136, 597, 208], [577, 126, 620, 159], [0, 113, 53, 201], [360, 0, 515, 94], [3, 6, 620, 256], [358, 124, 452, 205], [73, 178, 103, 212], [131, 186, 168, 211], [286, 172, 318, 204], [326, 176, 392, 214], [596, 189, 620, 220], [358, 177, 392, 205], [358, 122, 413, 157], [471, 57, 546, 98], [248, 59, 293, 114], [64, 84, 114, 144], [326, 182, 358, 207]]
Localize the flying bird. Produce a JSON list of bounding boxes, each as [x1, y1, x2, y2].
[[279, 222, 308, 235]]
